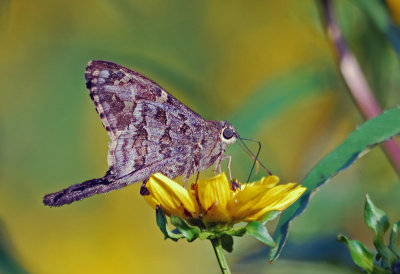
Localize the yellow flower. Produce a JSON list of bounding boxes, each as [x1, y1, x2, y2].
[[143, 172, 306, 225], [143, 173, 200, 220]]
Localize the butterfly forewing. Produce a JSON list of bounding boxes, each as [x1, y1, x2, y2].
[[85, 60, 204, 137]]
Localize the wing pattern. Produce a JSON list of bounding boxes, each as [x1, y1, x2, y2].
[[43, 60, 234, 207], [85, 60, 206, 179]]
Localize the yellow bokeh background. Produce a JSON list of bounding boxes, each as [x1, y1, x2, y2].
[[1, 0, 399, 273]]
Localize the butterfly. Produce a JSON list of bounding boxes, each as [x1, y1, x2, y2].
[[43, 60, 239, 207]]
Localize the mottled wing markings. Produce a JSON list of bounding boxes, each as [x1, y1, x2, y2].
[[85, 60, 205, 178], [114, 101, 200, 177], [85, 60, 203, 137], [43, 60, 238, 207]]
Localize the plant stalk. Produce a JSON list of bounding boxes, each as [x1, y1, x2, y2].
[[211, 238, 231, 274], [320, 0, 400, 178]]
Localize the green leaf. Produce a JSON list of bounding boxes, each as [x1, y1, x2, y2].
[[199, 231, 215, 240], [220, 235, 234, 253], [352, 0, 389, 33], [170, 216, 201, 242], [365, 195, 396, 267], [246, 221, 275, 247], [259, 211, 281, 225], [223, 226, 247, 237], [390, 222, 400, 258], [155, 206, 183, 241], [269, 106, 400, 262], [337, 234, 376, 273], [365, 194, 390, 236], [352, 0, 400, 58]]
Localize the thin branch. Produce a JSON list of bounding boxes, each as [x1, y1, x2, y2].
[[321, 0, 400, 177]]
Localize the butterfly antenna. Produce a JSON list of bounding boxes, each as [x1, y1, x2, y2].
[[238, 137, 272, 182]]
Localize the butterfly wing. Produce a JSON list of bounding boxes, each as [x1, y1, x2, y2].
[[113, 101, 199, 178], [43, 60, 224, 207], [85, 60, 204, 136], [85, 60, 206, 179]]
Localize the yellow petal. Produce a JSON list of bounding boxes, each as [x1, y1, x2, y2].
[[244, 184, 307, 222], [228, 176, 306, 222], [144, 173, 200, 220], [226, 176, 280, 219], [248, 175, 280, 189], [235, 175, 280, 197], [228, 185, 266, 221], [197, 172, 232, 223]]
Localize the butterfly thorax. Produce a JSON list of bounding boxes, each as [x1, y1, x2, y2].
[[195, 120, 237, 174]]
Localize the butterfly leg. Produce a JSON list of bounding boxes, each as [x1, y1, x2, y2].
[[222, 155, 232, 181], [213, 155, 232, 180], [214, 157, 222, 175]]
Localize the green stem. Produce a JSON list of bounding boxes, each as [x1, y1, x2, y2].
[[211, 238, 231, 274], [320, 0, 400, 177]]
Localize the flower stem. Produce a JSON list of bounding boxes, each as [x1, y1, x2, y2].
[[320, 0, 400, 178], [211, 238, 231, 274]]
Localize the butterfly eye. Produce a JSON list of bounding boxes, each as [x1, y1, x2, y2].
[[223, 128, 234, 140]]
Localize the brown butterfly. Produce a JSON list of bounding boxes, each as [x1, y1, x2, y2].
[[43, 61, 239, 207]]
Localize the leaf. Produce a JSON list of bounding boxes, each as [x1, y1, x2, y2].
[[259, 211, 281, 225], [352, 0, 389, 32], [223, 226, 247, 237], [365, 195, 396, 267], [352, 0, 400, 58], [365, 194, 390, 236], [220, 235, 234, 253], [389, 222, 400, 258], [199, 231, 214, 240], [170, 216, 201, 242], [337, 234, 376, 273], [269, 106, 400, 262], [155, 206, 183, 241], [155, 206, 172, 239], [246, 221, 275, 247]]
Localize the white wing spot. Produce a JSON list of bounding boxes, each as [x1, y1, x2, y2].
[[91, 87, 97, 92], [114, 80, 120, 86], [121, 75, 130, 83], [93, 70, 100, 76], [91, 78, 97, 84], [157, 90, 168, 103], [123, 101, 134, 112], [131, 74, 146, 85], [99, 70, 110, 78]]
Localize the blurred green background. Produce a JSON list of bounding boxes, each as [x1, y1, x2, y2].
[[1, 0, 400, 273]]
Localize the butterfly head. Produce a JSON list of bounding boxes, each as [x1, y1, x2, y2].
[[220, 120, 238, 145]]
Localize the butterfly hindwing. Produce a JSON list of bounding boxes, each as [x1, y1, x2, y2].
[[113, 101, 197, 178]]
